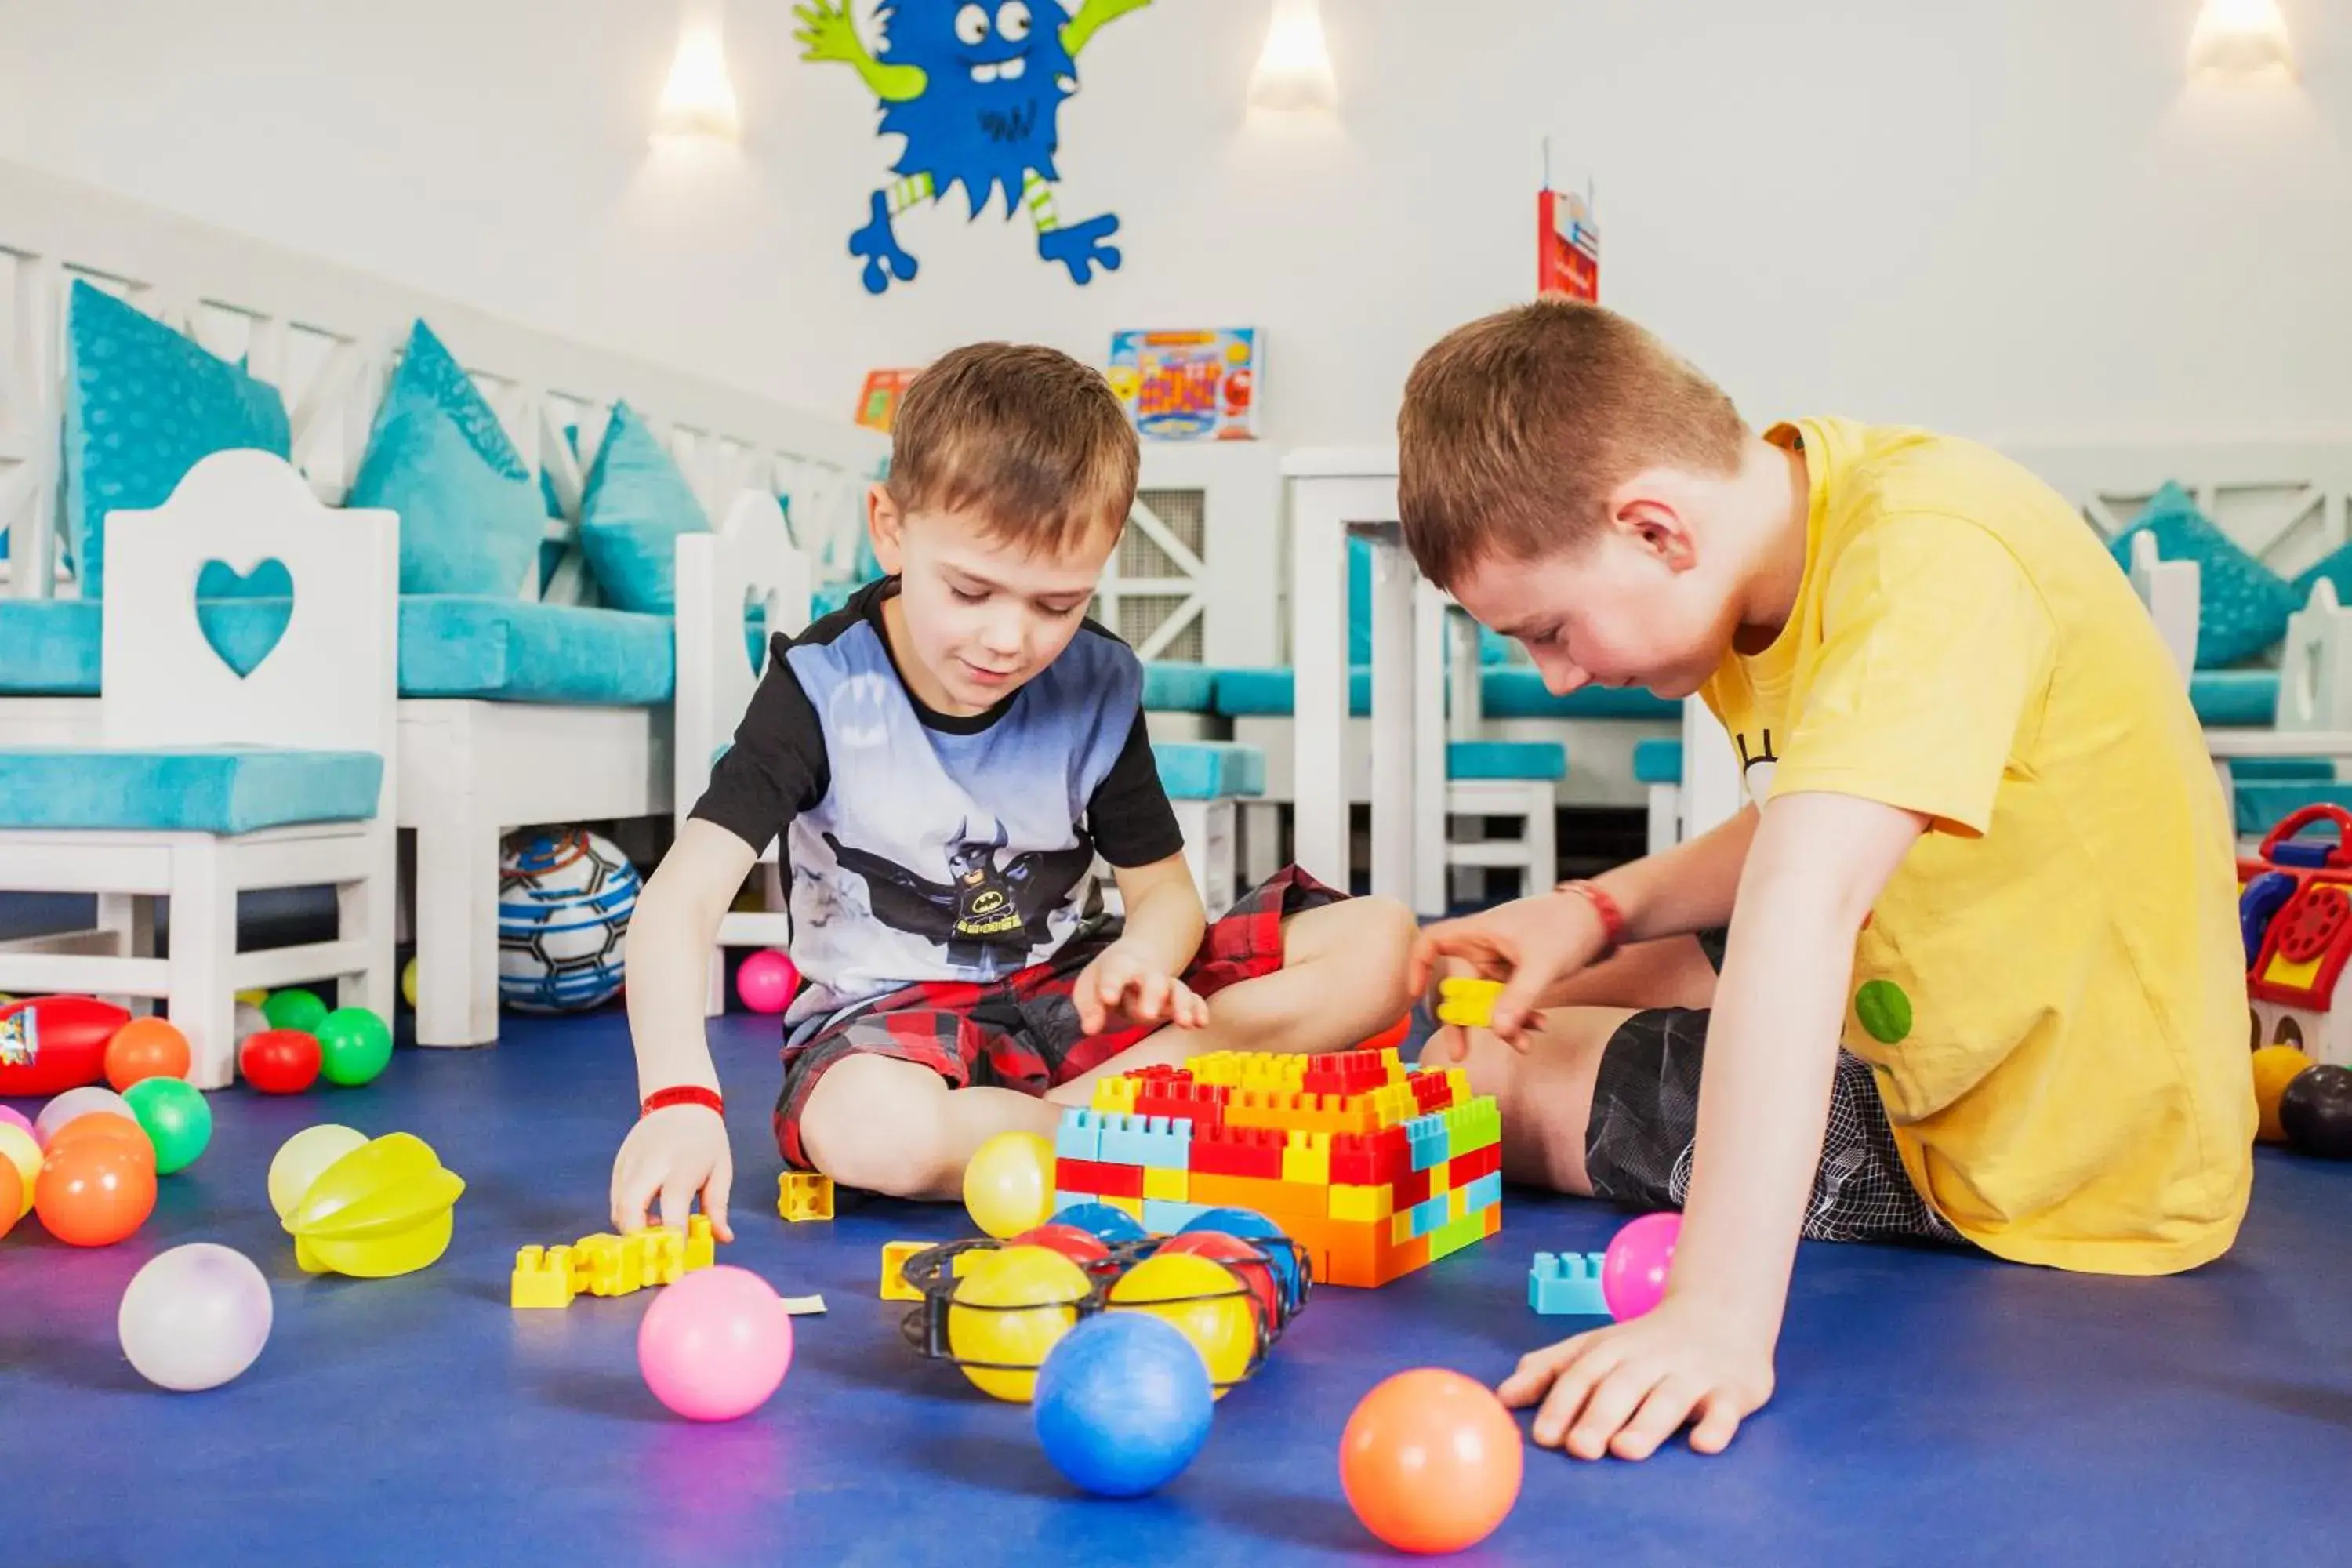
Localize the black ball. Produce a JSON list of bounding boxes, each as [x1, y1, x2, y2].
[[2279, 1065, 2352, 1160]]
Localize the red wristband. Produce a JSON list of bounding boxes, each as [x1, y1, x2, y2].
[[1555, 880, 1626, 957], [641, 1086, 724, 1119]]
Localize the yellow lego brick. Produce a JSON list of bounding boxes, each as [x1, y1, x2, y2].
[[684, 1214, 715, 1271], [1282, 1131, 1332, 1186], [1428, 1160, 1450, 1197], [1329, 1182, 1394, 1222], [881, 1240, 929, 1301], [510, 1244, 577, 1309], [1449, 1185, 1471, 1223], [637, 1229, 688, 1287], [568, 1234, 630, 1297], [1391, 1210, 1417, 1247], [1102, 1195, 1145, 1222], [778, 1171, 836, 1222], [1091, 1075, 1140, 1113], [1144, 1167, 1188, 1202]]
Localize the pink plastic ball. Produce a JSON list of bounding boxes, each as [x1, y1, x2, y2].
[[1601, 1211, 1682, 1322], [735, 951, 800, 1015], [0, 1106, 31, 1137], [637, 1265, 794, 1421]]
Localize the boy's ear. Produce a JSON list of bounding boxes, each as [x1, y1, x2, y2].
[[866, 484, 906, 575], [1613, 482, 1699, 574]]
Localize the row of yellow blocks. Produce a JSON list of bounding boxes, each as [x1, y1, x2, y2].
[[1091, 1069, 1475, 1135], [511, 1216, 717, 1309], [1073, 1163, 1455, 1223], [1087, 1047, 1423, 1111]]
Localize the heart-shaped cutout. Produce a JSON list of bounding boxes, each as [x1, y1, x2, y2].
[[194, 557, 294, 678]]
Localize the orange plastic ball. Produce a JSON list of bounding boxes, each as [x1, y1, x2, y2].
[[0, 1160, 19, 1240], [104, 1017, 192, 1091], [1340, 1368, 1523, 1554], [45, 1112, 159, 1167], [34, 1138, 158, 1247]]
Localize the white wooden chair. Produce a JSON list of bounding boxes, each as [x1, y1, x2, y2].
[[673, 497, 812, 1014], [0, 452, 397, 1086]]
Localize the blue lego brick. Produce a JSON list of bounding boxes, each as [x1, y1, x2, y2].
[[1460, 1171, 1503, 1214], [1054, 1109, 1103, 1164], [1410, 1193, 1450, 1238], [1406, 1112, 1451, 1172], [1099, 1112, 1193, 1171], [1529, 1250, 1609, 1316], [1143, 1199, 1208, 1234]]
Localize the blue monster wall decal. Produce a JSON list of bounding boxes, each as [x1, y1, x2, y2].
[[793, 0, 1152, 293]]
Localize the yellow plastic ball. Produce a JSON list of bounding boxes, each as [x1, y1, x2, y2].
[[401, 957, 419, 1011], [0, 1123, 39, 1218], [947, 1244, 1089, 1402], [1109, 1250, 1257, 1399], [267, 1124, 371, 1220], [2252, 1044, 2315, 1143], [962, 1131, 1057, 1240]]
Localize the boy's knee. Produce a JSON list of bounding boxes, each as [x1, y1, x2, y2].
[[799, 1054, 955, 1197], [1283, 894, 1417, 1018]]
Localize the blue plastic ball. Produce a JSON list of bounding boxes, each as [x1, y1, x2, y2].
[[1051, 1202, 1149, 1245], [1033, 1313, 1214, 1497], [1181, 1207, 1302, 1313]]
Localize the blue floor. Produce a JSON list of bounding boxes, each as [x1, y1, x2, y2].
[[5, 1011, 2350, 1566]]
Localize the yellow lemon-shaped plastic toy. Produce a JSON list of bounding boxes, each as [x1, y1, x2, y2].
[[282, 1132, 464, 1278]]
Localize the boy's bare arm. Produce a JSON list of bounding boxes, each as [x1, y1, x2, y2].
[[610, 819, 760, 1238], [1073, 853, 1210, 1035], [1502, 789, 1926, 1460]]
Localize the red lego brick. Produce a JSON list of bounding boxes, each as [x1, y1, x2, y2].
[[1394, 1165, 1432, 1208], [1409, 1073, 1451, 1113], [1189, 1124, 1286, 1180], [1135, 1080, 1228, 1130], [1302, 1048, 1388, 1098], [1447, 1142, 1501, 1188], [1055, 1159, 1144, 1200], [1330, 1125, 1410, 1186]]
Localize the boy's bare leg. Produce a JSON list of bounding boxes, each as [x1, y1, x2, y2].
[[1050, 896, 1417, 1100], [800, 1053, 1062, 1200], [1448, 1007, 1635, 1195]]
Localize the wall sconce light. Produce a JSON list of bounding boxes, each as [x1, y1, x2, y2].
[[1250, 0, 1338, 114], [655, 0, 742, 142], [2187, 0, 2296, 82]]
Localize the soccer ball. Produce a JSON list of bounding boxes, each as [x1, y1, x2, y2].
[[497, 829, 642, 1012]]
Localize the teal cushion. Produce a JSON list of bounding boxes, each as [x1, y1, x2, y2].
[[0, 597, 673, 704], [0, 601, 102, 694], [1214, 667, 1374, 718], [348, 321, 546, 597], [1155, 742, 1266, 800], [2232, 757, 2332, 781], [1447, 741, 1566, 782], [2295, 543, 2352, 611], [1479, 668, 1681, 720], [2236, 781, 2352, 837], [0, 748, 383, 833], [62, 281, 291, 600], [1633, 737, 1685, 785], [2107, 483, 2296, 668], [2189, 669, 2278, 728], [1143, 663, 1216, 713], [578, 402, 710, 614]]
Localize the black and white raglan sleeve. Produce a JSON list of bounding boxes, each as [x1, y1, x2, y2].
[[1085, 709, 1185, 869], [688, 637, 830, 851]]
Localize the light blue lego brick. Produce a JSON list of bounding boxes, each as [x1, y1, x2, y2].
[[1529, 1251, 1609, 1316], [1052, 1190, 1088, 1217], [1460, 1171, 1503, 1214], [1054, 1109, 1103, 1164], [1100, 1112, 1193, 1171], [1406, 1112, 1451, 1172], [1143, 1199, 1209, 1234], [1410, 1193, 1450, 1238]]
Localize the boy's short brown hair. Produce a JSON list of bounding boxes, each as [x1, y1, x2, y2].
[[1397, 299, 1748, 587], [886, 343, 1138, 557]]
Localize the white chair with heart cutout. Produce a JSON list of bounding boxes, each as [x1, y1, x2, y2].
[[0, 451, 399, 1087]]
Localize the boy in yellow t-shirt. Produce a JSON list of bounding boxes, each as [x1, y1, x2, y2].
[[1397, 299, 2252, 1465]]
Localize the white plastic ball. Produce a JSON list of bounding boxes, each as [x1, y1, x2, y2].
[[118, 1243, 274, 1392]]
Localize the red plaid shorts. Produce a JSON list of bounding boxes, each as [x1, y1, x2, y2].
[[774, 865, 1341, 1169]]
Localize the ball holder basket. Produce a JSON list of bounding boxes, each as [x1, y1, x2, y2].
[[897, 1232, 1314, 1396]]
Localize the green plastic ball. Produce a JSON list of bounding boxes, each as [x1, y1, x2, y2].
[[262, 989, 329, 1034], [315, 1007, 394, 1087], [122, 1076, 213, 1175]]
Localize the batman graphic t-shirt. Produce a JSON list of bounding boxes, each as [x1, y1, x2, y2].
[[689, 579, 1182, 1025]]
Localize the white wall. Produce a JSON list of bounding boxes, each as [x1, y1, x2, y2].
[[0, 0, 2343, 448]]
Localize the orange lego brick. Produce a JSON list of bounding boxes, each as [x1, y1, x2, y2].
[[1186, 1171, 1326, 1223]]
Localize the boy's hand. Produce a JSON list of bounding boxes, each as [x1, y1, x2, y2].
[[610, 1105, 736, 1243], [1410, 888, 1613, 1049], [1073, 941, 1210, 1036], [1501, 1294, 1775, 1461]]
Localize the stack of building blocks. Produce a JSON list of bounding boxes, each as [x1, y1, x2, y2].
[[1051, 1047, 1503, 1287], [510, 1216, 717, 1308], [1529, 1250, 1609, 1316], [779, 1171, 836, 1222]]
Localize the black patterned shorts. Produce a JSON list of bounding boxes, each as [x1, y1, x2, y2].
[[1587, 1003, 1965, 1247]]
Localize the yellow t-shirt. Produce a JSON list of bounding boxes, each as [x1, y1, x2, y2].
[[1700, 417, 2253, 1275]]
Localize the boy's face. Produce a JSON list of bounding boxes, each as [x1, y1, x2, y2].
[[1449, 516, 1734, 702], [868, 485, 1118, 717]]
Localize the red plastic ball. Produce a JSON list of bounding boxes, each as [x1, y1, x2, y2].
[[1007, 1221, 1113, 1269], [1154, 1231, 1281, 1330], [103, 1017, 192, 1091], [34, 1137, 158, 1247], [240, 1029, 321, 1094], [1340, 1368, 1523, 1554]]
